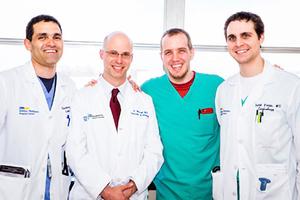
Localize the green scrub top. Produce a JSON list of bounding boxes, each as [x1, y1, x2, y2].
[[142, 73, 223, 200]]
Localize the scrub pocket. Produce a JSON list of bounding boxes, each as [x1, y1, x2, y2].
[[212, 171, 223, 200], [255, 164, 290, 200], [0, 173, 30, 200]]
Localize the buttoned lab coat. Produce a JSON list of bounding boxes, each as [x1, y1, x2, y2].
[[0, 62, 76, 200], [214, 61, 300, 200], [66, 79, 164, 200]]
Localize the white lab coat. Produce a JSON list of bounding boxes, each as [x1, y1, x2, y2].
[[0, 62, 76, 200], [214, 61, 300, 200], [66, 77, 164, 200]]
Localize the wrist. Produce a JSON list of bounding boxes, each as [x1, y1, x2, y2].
[[100, 185, 111, 199], [129, 180, 137, 193]]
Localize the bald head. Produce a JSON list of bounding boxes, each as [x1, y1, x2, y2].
[[103, 31, 133, 51]]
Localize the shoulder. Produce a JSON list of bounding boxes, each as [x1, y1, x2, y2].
[[0, 64, 25, 79], [57, 72, 76, 86], [195, 72, 225, 88], [217, 73, 239, 91], [273, 67, 300, 84], [56, 73, 77, 96], [0, 65, 28, 90], [125, 82, 154, 104], [141, 74, 167, 91], [196, 72, 224, 84], [135, 90, 154, 103], [75, 83, 98, 98]]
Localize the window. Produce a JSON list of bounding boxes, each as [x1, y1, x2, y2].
[[185, 0, 300, 77]]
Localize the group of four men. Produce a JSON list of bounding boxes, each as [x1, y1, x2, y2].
[[0, 10, 299, 200]]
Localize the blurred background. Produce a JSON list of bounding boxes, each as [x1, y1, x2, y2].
[[1, 0, 299, 88]]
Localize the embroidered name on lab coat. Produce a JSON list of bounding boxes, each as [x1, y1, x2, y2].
[[255, 103, 281, 123], [61, 106, 70, 114], [62, 106, 71, 126], [131, 110, 149, 118]]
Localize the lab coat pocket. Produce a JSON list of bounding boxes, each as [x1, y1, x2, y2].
[[0, 173, 30, 200], [212, 170, 223, 200], [255, 164, 290, 200]]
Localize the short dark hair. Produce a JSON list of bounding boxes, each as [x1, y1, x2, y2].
[[160, 28, 193, 50], [26, 14, 62, 41], [224, 11, 264, 39]]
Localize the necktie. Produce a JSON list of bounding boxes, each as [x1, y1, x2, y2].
[[110, 88, 121, 129]]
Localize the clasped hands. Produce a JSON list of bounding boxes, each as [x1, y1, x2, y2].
[[100, 180, 137, 200]]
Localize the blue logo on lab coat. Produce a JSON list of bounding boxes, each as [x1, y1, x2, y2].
[[83, 113, 104, 121], [19, 106, 39, 115]]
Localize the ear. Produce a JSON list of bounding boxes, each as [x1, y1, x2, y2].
[[130, 53, 133, 62], [259, 33, 265, 45], [99, 49, 104, 60], [160, 51, 163, 61], [24, 39, 32, 51], [190, 48, 195, 60]]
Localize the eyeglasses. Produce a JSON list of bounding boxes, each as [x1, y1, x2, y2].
[[105, 50, 132, 60]]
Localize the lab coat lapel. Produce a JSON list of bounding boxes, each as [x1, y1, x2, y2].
[[240, 62, 274, 113], [118, 82, 134, 130], [51, 74, 68, 112], [96, 84, 118, 134], [23, 62, 50, 114]]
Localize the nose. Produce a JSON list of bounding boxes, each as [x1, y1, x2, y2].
[[116, 54, 123, 63], [235, 37, 244, 46], [46, 38, 55, 46], [171, 52, 180, 61]]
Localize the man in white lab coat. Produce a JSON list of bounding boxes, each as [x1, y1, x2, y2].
[[0, 15, 76, 199], [66, 32, 164, 200], [214, 11, 300, 199]]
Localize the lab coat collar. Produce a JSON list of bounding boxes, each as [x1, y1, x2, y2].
[[22, 61, 71, 112], [227, 59, 275, 86], [97, 75, 128, 101], [23, 61, 69, 87], [23, 61, 40, 84]]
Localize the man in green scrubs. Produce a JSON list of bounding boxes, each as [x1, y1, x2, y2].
[[142, 28, 223, 200]]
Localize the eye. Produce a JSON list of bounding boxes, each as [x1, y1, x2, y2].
[[178, 48, 187, 53], [164, 50, 171, 56], [53, 34, 62, 40], [38, 35, 47, 40], [122, 52, 131, 58], [241, 33, 251, 39], [110, 51, 119, 56], [227, 35, 236, 42]]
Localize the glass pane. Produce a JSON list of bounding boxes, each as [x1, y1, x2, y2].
[[185, 0, 300, 47], [1, 0, 163, 43], [193, 51, 300, 79], [0, 43, 163, 88]]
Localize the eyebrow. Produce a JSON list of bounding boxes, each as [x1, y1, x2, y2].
[[227, 34, 236, 38], [177, 47, 188, 51], [227, 32, 253, 38], [241, 32, 253, 36], [163, 47, 187, 52], [35, 32, 62, 37]]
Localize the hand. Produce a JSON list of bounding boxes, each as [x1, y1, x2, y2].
[[127, 75, 141, 92], [122, 180, 137, 199], [84, 79, 98, 87], [101, 184, 131, 200]]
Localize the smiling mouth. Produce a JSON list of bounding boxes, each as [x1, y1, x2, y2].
[[44, 49, 57, 53], [112, 65, 124, 71], [171, 64, 182, 70], [235, 49, 248, 54]]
